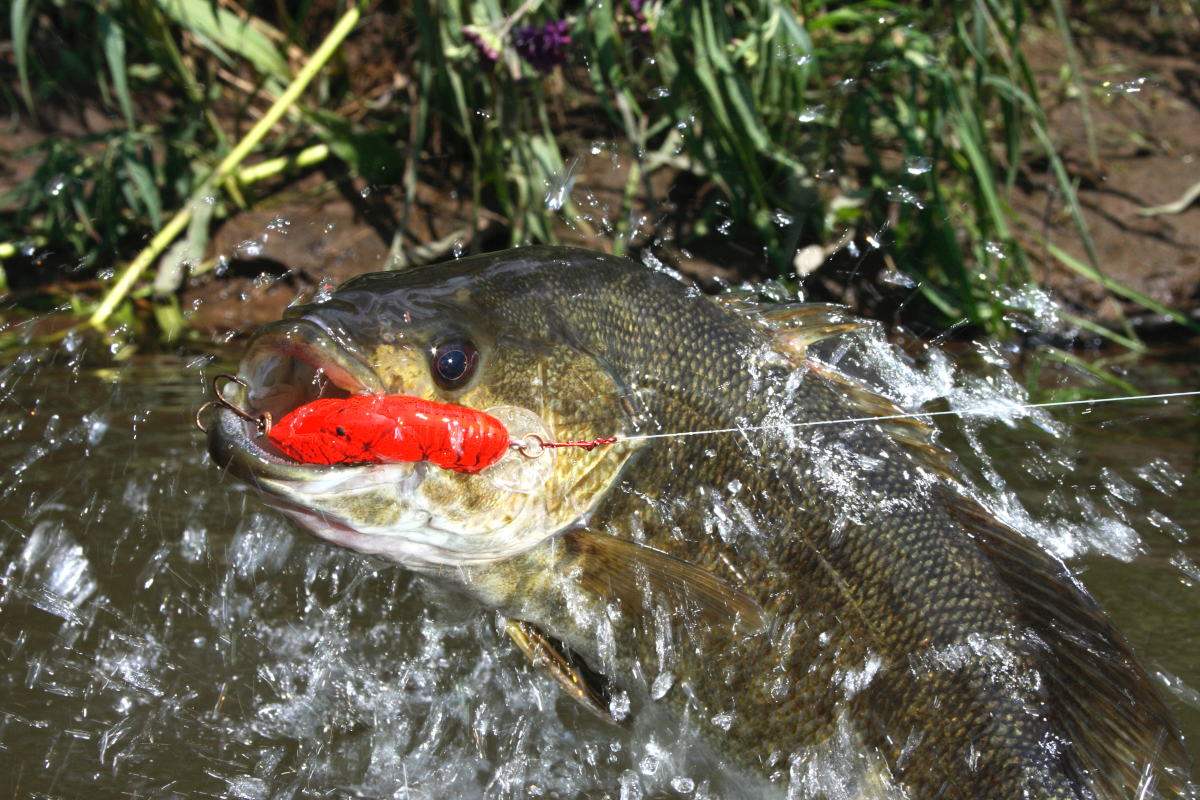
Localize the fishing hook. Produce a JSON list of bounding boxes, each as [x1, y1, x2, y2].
[[195, 373, 272, 437]]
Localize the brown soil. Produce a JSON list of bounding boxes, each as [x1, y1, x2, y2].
[[1011, 25, 1200, 333]]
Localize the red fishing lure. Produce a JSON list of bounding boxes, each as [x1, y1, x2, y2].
[[267, 395, 512, 473]]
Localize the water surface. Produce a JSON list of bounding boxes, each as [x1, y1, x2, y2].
[[0, 335, 1196, 799]]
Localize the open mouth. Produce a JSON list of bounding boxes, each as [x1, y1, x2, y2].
[[208, 317, 387, 478]]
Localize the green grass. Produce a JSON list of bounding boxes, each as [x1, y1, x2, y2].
[[0, 0, 1181, 348]]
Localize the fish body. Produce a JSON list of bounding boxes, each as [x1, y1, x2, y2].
[[207, 246, 1190, 798]]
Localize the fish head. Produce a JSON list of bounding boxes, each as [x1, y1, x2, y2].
[[207, 247, 643, 569]]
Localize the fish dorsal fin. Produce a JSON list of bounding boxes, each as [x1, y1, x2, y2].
[[807, 361, 959, 481], [561, 529, 768, 636], [719, 297, 959, 483], [941, 489, 1192, 797], [713, 297, 870, 360], [504, 617, 616, 723]]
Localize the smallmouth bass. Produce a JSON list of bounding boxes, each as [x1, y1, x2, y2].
[[207, 246, 1190, 798]]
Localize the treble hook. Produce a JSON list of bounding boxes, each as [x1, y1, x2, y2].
[[195, 373, 273, 437]]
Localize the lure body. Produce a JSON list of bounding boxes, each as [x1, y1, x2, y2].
[[267, 395, 511, 473]]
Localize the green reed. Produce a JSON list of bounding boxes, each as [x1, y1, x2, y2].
[[1, 0, 1184, 348]]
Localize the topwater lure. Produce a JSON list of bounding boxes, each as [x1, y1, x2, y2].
[[267, 394, 512, 473], [196, 374, 617, 473]]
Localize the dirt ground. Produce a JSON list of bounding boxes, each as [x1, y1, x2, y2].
[[1012, 23, 1200, 333]]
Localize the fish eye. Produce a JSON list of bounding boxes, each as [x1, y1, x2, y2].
[[430, 338, 478, 390]]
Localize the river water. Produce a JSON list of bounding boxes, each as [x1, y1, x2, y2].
[[0, 323, 1197, 798]]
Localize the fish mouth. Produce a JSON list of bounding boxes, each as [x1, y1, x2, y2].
[[207, 317, 387, 483]]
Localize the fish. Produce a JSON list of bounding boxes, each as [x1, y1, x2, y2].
[[206, 245, 1191, 798]]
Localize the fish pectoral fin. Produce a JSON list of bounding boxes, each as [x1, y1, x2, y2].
[[562, 530, 769, 636], [504, 617, 616, 724]]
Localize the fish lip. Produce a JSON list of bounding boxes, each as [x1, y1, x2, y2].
[[208, 317, 386, 482], [208, 399, 365, 484]]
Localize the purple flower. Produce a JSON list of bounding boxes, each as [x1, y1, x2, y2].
[[462, 25, 501, 67], [512, 20, 572, 74], [629, 0, 647, 12]]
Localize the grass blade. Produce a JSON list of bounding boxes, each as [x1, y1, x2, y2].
[[11, 0, 37, 123], [157, 0, 291, 81], [123, 149, 162, 230], [1045, 241, 1200, 333], [100, 14, 135, 130]]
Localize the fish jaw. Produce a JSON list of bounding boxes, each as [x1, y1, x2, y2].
[[207, 394, 567, 569]]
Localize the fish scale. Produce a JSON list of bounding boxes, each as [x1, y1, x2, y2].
[[210, 246, 1189, 799]]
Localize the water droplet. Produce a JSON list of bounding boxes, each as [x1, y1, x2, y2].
[[792, 53, 813, 67], [1102, 77, 1146, 95], [671, 777, 695, 794], [44, 174, 67, 196], [475, 108, 492, 118], [905, 156, 932, 175], [360, 186, 372, 198], [879, 269, 917, 289], [717, 218, 732, 235], [609, 690, 631, 721], [590, 140, 605, 155], [98, 267, 116, 281], [235, 238, 264, 259], [711, 711, 734, 731], [985, 241, 1007, 259], [649, 86, 670, 99], [885, 186, 925, 209], [214, 255, 229, 276], [797, 104, 826, 123], [453, 240, 464, 258], [545, 156, 583, 211], [313, 276, 336, 303], [202, 195, 217, 205], [772, 210, 794, 226]]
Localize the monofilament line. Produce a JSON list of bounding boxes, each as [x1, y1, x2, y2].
[[619, 390, 1200, 443]]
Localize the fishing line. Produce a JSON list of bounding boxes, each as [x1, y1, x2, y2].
[[605, 389, 1200, 445]]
